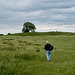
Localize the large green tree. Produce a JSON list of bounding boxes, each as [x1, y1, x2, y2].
[[22, 22, 36, 33]]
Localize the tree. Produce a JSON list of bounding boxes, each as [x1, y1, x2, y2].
[[22, 22, 36, 33]]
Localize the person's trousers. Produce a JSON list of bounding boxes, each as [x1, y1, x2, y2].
[[46, 51, 51, 61]]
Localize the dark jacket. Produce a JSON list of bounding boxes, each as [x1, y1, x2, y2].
[[44, 44, 51, 51]]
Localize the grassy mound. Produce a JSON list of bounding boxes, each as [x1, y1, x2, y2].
[[7, 32, 75, 36]]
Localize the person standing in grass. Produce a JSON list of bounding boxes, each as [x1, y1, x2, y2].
[[44, 41, 51, 61]]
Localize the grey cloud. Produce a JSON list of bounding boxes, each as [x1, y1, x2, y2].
[[1, 0, 75, 11], [0, 0, 75, 34]]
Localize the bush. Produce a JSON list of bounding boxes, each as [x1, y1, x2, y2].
[[0, 34, 4, 36]]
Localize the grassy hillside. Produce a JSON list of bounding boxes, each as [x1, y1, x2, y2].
[[0, 32, 75, 75], [7, 32, 75, 36]]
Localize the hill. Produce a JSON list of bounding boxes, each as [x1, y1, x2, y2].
[[7, 32, 75, 36]]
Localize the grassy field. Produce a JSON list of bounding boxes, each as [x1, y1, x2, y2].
[[0, 32, 75, 75]]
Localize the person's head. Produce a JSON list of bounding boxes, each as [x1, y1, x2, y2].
[[46, 41, 49, 44]]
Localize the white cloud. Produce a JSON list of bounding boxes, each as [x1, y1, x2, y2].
[[0, 24, 22, 34], [36, 24, 75, 33], [51, 15, 66, 21]]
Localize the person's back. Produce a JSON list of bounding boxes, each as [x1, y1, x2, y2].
[[44, 43, 51, 51]]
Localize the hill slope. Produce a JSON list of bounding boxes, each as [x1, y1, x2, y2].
[[7, 32, 75, 36]]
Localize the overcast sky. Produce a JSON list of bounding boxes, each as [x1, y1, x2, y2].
[[0, 0, 75, 34]]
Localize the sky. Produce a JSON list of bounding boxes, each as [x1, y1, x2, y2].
[[0, 0, 75, 34]]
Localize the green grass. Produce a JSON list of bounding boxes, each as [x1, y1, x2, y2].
[[7, 32, 75, 36], [0, 33, 75, 75]]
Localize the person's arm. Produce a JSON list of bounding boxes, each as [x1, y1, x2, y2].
[[44, 45, 46, 49]]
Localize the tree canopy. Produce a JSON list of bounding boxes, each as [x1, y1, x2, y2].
[[22, 22, 36, 33]]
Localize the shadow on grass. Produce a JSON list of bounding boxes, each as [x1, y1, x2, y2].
[[0, 47, 16, 51], [36, 49, 40, 52], [14, 53, 39, 61], [3, 42, 14, 46]]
